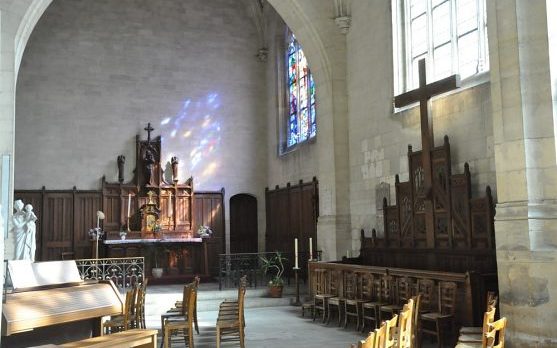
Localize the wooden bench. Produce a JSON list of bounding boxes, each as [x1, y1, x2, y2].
[[59, 329, 157, 348]]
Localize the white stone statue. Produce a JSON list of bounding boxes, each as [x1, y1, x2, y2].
[[11, 200, 37, 261], [24, 204, 37, 261], [12, 200, 27, 260]]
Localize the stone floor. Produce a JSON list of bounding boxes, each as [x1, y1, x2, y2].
[[145, 283, 444, 347]]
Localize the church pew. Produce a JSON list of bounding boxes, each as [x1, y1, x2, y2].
[[308, 261, 478, 326], [59, 329, 157, 348]]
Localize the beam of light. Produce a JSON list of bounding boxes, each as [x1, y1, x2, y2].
[[159, 92, 222, 189]]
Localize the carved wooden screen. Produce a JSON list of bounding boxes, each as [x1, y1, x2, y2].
[[363, 135, 495, 274]]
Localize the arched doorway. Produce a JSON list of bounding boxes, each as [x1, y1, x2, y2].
[[229, 194, 258, 254]]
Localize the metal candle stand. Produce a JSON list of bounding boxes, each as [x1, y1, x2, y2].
[[293, 267, 301, 306]]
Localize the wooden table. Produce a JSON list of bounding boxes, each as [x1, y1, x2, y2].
[[59, 329, 158, 348]]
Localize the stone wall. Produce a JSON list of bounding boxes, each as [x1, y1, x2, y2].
[[14, 0, 268, 255]]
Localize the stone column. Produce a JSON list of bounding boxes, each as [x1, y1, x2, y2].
[[488, 0, 557, 346]]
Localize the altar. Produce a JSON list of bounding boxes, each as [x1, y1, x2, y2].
[[104, 238, 209, 279]]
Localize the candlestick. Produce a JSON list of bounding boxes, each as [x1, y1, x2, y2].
[[294, 238, 299, 268], [309, 237, 313, 260], [127, 193, 131, 218]]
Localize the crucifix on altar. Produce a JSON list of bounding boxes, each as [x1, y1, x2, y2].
[[393, 58, 460, 247]]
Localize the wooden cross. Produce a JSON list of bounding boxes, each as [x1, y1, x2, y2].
[[394, 59, 460, 196], [144, 123, 154, 143]]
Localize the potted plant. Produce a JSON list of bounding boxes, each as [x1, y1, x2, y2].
[[260, 251, 287, 298]]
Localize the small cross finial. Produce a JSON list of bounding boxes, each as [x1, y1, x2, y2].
[[144, 123, 154, 143]]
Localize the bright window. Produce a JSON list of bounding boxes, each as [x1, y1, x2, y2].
[[285, 29, 316, 149], [393, 0, 489, 94]]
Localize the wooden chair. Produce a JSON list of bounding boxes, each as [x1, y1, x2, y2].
[[419, 281, 458, 348], [455, 305, 496, 347], [397, 299, 414, 348], [411, 294, 422, 348], [459, 291, 498, 336], [136, 278, 149, 329], [345, 271, 371, 330], [361, 276, 388, 332], [352, 330, 376, 348], [485, 317, 507, 348], [218, 276, 247, 328], [416, 278, 436, 313], [216, 286, 246, 348], [374, 323, 387, 348], [103, 289, 136, 334], [313, 268, 337, 323], [170, 276, 200, 334], [163, 287, 196, 348], [384, 314, 399, 348], [380, 276, 414, 323], [326, 270, 345, 326]]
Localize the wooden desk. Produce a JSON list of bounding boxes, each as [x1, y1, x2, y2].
[[59, 329, 157, 348]]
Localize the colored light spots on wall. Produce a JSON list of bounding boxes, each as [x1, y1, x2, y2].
[[159, 92, 222, 188]]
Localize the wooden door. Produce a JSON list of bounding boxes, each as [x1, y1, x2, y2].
[[230, 194, 258, 254]]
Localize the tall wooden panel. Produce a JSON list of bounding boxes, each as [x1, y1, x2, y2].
[[73, 191, 102, 259], [41, 192, 73, 260], [194, 190, 224, 275], [265, 178, 318, 256]]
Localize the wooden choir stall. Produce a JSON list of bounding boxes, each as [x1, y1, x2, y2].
[[308, 60, 498, 331], [101, 124, 211, 281]]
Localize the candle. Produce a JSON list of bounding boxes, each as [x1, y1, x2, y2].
[[294, 238, 299, 268], [96, 215, 100, 229], [127, 193, 131, 218], [168, 192, 172, 216], [309, 237, 313, 260], [346, 249, 350, 258]]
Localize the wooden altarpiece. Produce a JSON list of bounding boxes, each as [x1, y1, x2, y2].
[[101, 123, 208, 280], [360, 60, 497, 276]]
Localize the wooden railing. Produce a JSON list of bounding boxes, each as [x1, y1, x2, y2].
[[308, 261, 482, 326]]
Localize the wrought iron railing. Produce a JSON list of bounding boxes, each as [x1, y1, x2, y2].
[[218, 251, 321, 290], [75, 257, 144, 292]]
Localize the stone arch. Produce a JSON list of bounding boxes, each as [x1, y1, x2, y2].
[[266, 0, 351, 260]]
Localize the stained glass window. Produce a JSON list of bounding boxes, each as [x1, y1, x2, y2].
[[286, 30, 316, 148]]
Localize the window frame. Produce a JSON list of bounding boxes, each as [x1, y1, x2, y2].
[[279, 28, 316, 155], [392, 0, 489, 96]]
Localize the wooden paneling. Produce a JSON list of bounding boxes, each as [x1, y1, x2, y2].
[[15, 188, 225, 272], [73, 192, 102, 259], [265, 178, 318, 256], [194, 190, 225, 275], [42, 192, 74, 261]]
